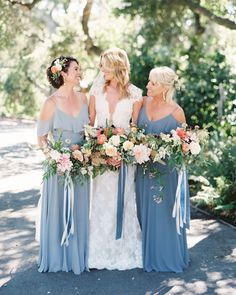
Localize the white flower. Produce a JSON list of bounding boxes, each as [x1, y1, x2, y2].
[[197, 129, 209, 141], [189, 141, 201, 155], [123, 140, 134, 151], [160, 133, 172, 143], [81, 146, 92, 156], [171, 130, 181, 145], [104, 143, 118, 157], [54, 59, 62, 71], [159, 146, 168, 159], [49, 150, 61, 161], [84, 125, 97, 138], [189, 132, 198, 142], [133, 144, 151, 164], [81, 168, 87, 175], [65, 138, 71, 145], [109, 135, 120, 146]]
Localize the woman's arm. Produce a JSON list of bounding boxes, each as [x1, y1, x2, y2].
[[88, 95, 96, 126], [37, 98, 55, 150], [131, 98, 143, 124], [172, 105, 186, 124]]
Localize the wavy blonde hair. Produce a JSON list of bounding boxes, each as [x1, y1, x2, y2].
[[149, 66, 179, 102], [100, 48, 130, 98]]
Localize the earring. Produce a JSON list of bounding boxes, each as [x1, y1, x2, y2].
[[162, 92, 166, 102]]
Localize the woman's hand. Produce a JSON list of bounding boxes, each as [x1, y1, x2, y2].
[[107, 157, 122, 169]]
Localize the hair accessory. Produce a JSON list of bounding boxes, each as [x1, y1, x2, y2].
[[173, 76, 180, 90], [51, 58, 67, 81]]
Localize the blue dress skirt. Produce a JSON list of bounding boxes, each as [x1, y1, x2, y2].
[[135, 107, 190, 273], [37, 105, 90, 274]]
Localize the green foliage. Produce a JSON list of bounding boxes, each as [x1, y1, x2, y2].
[[177, 51, 236, 134], [190, 135, 236, 217], [3, 59, 37, 117]]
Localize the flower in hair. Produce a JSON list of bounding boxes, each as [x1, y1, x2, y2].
[[173, 76, 180, 90], [51, 58, 67, 80]]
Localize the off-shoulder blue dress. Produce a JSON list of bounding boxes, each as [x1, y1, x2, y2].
[[37, 105, 90, 274]]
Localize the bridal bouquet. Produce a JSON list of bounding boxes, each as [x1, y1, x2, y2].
[[42, 136, 93, 182], [83, 124, 151, 176]]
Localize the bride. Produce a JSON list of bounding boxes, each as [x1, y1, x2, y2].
[[88, 48, 143, 270]]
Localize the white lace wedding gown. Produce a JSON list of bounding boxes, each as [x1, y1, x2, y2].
[[88, 75, 143, 270]]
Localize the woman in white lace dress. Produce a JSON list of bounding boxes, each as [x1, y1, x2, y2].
[[88, 48, 143, 270]]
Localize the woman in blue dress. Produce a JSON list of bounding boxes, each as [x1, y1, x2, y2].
[[136, 66, 190, 273], [37, 56, 90, 274]]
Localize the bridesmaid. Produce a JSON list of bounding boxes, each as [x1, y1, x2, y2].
[[136, 66, 190, 273], [37, 56, 90, 274]]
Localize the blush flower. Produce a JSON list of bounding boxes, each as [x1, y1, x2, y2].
[[104, 143, 118, 157], [133, 144, 151, 164], [189, 141, 201, 155], [72, 150, 83, 162], [182, 143, 190, 154], [50, 150, 61, 161], [57, 154, 73, 173]]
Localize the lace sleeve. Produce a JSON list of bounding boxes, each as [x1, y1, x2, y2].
[[129, 84, 143, 102], [89, 71, 105, 97]]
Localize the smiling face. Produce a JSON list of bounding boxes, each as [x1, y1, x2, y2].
[[62, 61, 81, 86], [100, 58, 115, 82], [146, 78, 167, 98]]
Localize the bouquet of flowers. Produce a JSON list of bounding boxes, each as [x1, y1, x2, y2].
[[42, 136, 93, 183], [139, 123, 209, 172], [82, 124, 151, 177]]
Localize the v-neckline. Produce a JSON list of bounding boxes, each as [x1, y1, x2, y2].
[[104, 93, 124, 122], [143, 106, 174, 123], [56, 104, 86, 119]]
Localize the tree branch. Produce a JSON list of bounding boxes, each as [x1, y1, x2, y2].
[[183, 0, 236, 30], [82, 0, 102, 56], [7, 0, 41, 10]]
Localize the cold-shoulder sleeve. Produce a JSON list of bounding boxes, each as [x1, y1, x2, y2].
[[129, 84, 143, 102], [37, 117, 53, 136], [89, 71, 105, 97]]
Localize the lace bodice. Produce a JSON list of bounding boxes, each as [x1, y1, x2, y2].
[[90, 73, 142, 128]]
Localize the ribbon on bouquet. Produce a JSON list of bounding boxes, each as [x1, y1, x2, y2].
[[61, 172, 75, 246], [116, 163, 127, 240], [172, 164, 190, 235]]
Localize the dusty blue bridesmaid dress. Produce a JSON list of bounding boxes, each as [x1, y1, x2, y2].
[[135, 106, 190, 273], [37, 104, 90, 274]]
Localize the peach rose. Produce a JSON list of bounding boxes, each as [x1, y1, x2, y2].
[[70, 144, 80, 151], [182, 143, 190, 154], [176, 128, 187, 140], [105, 144, 118, 157], [97, 134, 107, 145], [72, 150, 83, 162], [51, 66, 58, 74]]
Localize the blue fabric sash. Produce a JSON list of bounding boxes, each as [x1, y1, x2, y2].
[[172, 165, 190, 234], [116, 163, 127, 239], [61, 173, 75, 246]]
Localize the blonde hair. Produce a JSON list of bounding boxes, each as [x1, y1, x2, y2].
[[100, 48, 130, 98], [149, 66, 179, 102]]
